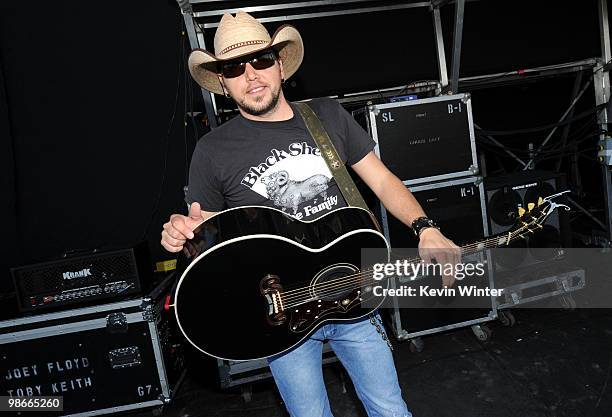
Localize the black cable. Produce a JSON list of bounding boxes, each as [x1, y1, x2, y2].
[[478, 103, 607, 136], [530, 129, 603, 155], [477, 140, 528, 161], [472, 60, 610, 169], [183, 18, 199, 179], [139, 18, 184, 242], [477, 125, 604, 173], [182, 27, 189, 185], [476, 130, 603, 160], [187, 38, 198, 151], [579, 153, 600, 162], [532, 147, 599, 162], [390, 79, 438, 100], [474, 121, 603, 157]]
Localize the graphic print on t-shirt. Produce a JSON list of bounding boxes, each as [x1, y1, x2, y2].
[[240, 141, 345, 219], [260, 170, 329, 213]]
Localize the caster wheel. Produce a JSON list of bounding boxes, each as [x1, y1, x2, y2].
[[472, 324, 492, 343], [498, 311, 516, 327], [408, 337, 424, 353]]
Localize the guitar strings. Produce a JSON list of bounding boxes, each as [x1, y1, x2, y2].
[[302, 214, 542, 297], [280, 238, 493, 305], [280, 233, 504, 298], [283, 272, 377, 308], [278, 218, 542, 308], [279, 233, 519, 306]]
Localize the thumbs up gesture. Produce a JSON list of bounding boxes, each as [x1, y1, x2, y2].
[[161, 202, 206, 253]]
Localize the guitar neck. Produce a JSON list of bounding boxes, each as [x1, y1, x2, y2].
[[388, 232, 516, 266], [459, 233, 514, 256]]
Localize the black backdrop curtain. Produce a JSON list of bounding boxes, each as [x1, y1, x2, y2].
[[0, 49, 18, 295], [0, 0, 194, 295]]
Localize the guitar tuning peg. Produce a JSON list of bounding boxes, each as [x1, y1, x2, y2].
[[527, 203, 535, 212], [537, 197, 544, 206], [518, 207, 526, 217]]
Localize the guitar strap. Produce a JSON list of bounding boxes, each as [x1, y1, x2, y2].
[[295, 102, 393, 351], [294, 102, 369, 211]]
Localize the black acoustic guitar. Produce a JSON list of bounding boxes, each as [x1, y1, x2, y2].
[[173, 192, 569, 361]]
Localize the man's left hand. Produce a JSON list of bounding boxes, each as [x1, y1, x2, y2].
[[417, 228, 461, 288]]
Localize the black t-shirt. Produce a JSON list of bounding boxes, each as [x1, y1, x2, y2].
[[185, 98, 375, 220]]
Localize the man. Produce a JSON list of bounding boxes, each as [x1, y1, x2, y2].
[[161, 12, 460, 417]]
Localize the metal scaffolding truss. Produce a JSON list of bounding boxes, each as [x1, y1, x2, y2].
[[596, 0, 612, 241], [178, 0, 612, 242]]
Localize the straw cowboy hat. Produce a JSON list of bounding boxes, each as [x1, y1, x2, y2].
[[188, 12, 304, 96]]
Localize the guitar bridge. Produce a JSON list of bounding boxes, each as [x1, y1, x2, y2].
[[264, 291, 283, 315], [260, 274, 287, 326]]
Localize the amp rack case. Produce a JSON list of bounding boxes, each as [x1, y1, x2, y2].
[[355, 93, 478, 185], [0, 273, 184, 417], [375, 176, 498, 341]]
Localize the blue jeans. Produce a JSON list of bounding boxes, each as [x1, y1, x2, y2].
[[268, 314, 412, 417]]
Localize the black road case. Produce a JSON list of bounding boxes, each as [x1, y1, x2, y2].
[[356, 93, 478, 185], [377, 176, 497, 341], [0, 274, 183, 416]]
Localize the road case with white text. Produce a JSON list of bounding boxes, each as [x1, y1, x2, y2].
[[355, 93, 478, 185], [0, 274, 184, 417]]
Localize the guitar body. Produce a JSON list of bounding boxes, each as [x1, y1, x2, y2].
[[174, 206, 389, 361]]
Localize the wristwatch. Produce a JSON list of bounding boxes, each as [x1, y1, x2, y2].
[[411, 217, 440, 238]]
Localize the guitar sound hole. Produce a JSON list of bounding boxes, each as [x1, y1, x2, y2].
[[311, 264, 360, 301]]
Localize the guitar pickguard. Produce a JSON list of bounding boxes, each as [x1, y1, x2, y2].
[[287, 289, 362, 333]]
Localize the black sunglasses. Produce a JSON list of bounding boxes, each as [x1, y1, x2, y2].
[[219, 50, 277, 79]]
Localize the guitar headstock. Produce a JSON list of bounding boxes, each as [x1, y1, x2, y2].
[[508, 190, 571, 243]]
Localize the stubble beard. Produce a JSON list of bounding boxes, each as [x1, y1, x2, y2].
[[236, 83, 282, 117]]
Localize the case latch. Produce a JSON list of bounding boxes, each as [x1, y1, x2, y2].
[[108, 346, 142, 369]]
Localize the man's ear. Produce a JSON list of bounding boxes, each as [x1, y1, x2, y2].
[[217, 75, 229, 97], [278, 58, 286, 81]]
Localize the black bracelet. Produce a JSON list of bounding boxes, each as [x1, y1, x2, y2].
[[411, 217, 440, 238]]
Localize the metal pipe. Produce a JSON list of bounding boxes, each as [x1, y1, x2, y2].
[[199, 3, 431, 27], [432, 7, 449, 88], [182, 13, 218, 128], [192, 0, 386, 17], [555, 71, 583, 173], [599, 0, 612, 64], [304, 59, 598, 107], [596, 0, 612, 241], [449, 0, 465, 94], [473, 123, 528, 168], [567, 197, 608, 231], [523, 77, 593, 170], [459, 59, 597, 84]]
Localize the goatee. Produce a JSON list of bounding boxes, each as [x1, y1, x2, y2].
[[237, 84, 282, 117]]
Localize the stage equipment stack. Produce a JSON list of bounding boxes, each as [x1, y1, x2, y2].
[[2, 253, 185, 416], [484, 171, 583, 309], [355, 93, 498, 346]]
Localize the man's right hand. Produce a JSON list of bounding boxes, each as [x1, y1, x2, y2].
[[161, 202, 205, 253]]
